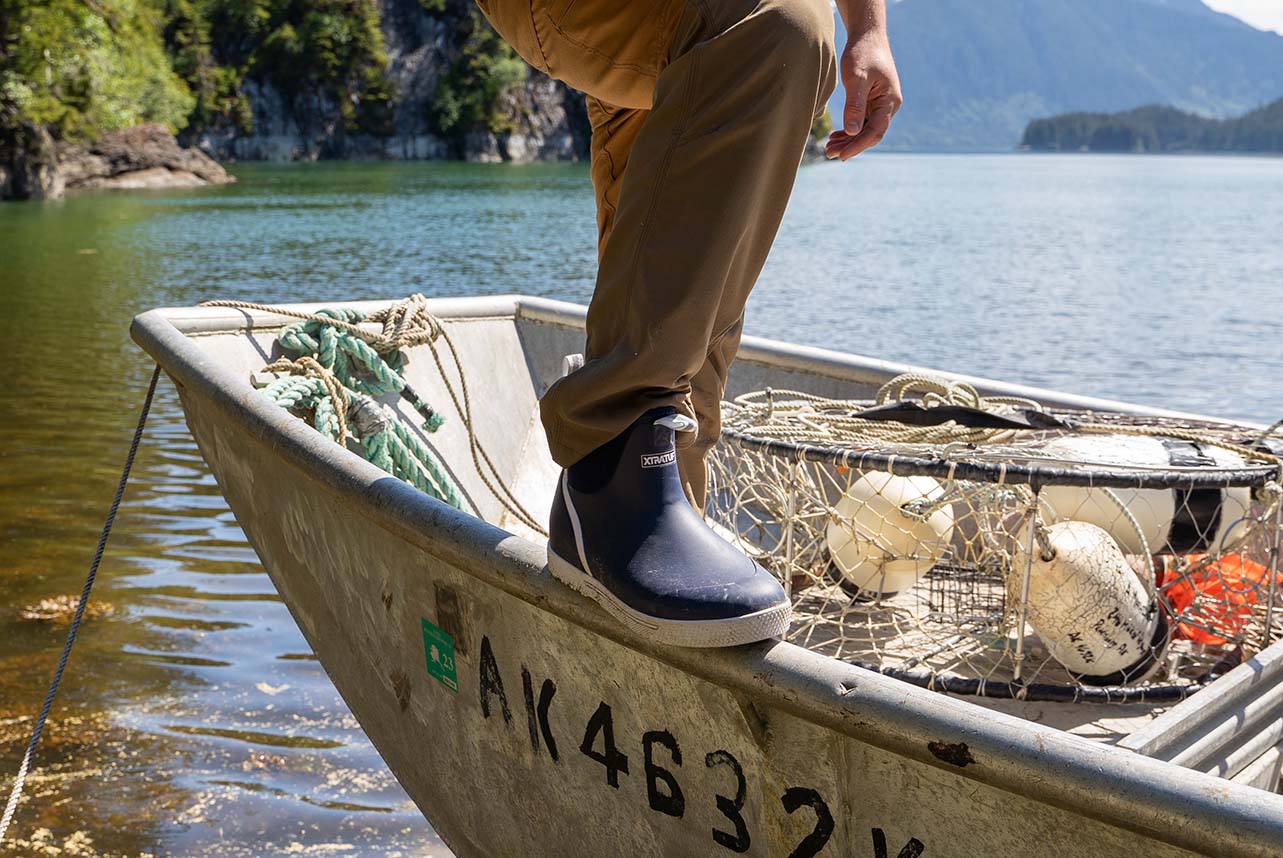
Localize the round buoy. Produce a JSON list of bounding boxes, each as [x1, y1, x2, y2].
[[1039, 435, 1251, 555], [826, 472, 955, 596], [1013, 520, 1164, 683]]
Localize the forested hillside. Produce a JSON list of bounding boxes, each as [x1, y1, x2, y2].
[[163, 0, 395, 140], [1022, 99, 1283, 152], [1, 0, 189, 135], [0, 0, 587, 178]]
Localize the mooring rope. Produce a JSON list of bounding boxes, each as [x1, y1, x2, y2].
[[258, 358, 466, 509], [0, 365, 161, 844], [203, 296, 545, 535], [200, 298, 442, 353]]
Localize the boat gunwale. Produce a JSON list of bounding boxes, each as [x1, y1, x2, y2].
[[131, 294, 1283, 858]]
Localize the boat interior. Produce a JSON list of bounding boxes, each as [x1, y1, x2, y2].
[[154, 294, 1283, 793]]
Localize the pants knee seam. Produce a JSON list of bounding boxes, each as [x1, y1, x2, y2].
[[706, 314, 743, 355]]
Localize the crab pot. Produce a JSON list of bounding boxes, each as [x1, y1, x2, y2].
[[707, 399, 1283, 700]]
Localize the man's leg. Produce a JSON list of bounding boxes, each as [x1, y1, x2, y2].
[[539, 0, 835, 647], [587, 94, 715, 510], [475, 0, 836, 645], [540, 0, 837, 467], [587, 95, 745, 513]]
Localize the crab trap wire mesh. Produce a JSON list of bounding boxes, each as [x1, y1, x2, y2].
[[706, 375, 1283, 703]]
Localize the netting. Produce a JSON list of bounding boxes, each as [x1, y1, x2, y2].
[[707, 375, 1283, 703]]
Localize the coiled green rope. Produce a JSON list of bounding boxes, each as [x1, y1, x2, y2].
[[276, 307, 445, 431], [204, 295, 546, 535], [256, 309, 464, 510]]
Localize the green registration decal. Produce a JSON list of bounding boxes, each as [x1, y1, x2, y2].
[[421, 618, 458, 692]]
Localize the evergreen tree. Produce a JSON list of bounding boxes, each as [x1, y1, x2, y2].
[[1, 0, 193, 139]]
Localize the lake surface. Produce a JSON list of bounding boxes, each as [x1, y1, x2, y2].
[[1, 154, 1280, 856]]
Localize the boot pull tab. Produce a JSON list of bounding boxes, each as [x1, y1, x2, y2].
[[654, 414, 698, 433], [560, 353, 585, 377]]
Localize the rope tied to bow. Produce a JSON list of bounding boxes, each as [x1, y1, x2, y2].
[[203, 296, 544, 534]]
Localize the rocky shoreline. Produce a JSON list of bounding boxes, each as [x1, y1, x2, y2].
[[3, 118, 825, 202], [1, 124, 234, 201]]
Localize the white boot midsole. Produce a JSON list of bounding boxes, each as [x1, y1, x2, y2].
[[545, 548, 790, 648]]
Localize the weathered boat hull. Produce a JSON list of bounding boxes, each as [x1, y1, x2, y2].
[[132, 295, 1283, 858]]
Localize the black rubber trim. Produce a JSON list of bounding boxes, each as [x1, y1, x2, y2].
[[720, 431, 1277, 491]]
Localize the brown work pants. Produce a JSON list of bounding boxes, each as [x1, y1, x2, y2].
[[476, 0, 837, 508]]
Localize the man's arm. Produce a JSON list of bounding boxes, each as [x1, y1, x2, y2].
[[827, 0, 902, 160]]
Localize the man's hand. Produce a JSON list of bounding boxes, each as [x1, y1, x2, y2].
[[827, 1, 902, 161]]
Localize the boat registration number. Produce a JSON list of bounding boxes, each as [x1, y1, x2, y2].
[[461, 631, 927, 858]]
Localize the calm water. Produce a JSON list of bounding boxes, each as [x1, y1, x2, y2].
[[1, 154, 1281, 856]]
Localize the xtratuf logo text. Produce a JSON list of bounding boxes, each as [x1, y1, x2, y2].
[[640, 450, 676, 469]]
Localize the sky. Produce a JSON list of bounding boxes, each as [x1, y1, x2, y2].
[[1203, 0, 1283, 33]]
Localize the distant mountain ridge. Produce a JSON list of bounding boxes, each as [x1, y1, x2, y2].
[[1022, 98, 1283, 152], [849, 0, 1283, 151]]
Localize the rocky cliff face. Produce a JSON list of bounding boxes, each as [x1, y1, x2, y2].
[[185, 0, 590, 164]]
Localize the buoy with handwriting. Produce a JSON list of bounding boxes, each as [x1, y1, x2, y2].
[[1013, 520, 1164, 684]]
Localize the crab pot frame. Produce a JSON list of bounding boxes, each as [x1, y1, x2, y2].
[[707, 401, 1283, 703]]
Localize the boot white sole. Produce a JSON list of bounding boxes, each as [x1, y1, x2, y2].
[[546, 548, 791, 648]]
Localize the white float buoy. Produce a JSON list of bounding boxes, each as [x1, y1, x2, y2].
[[1013, 520, 1164, 682], [826, 472, 955, 596], [1038, 435, 1251, 555]]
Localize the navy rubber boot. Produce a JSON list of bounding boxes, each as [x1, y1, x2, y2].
[[546, 406, 790, 647]]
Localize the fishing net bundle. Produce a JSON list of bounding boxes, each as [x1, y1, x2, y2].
[[706, 375, 1283, 702]]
